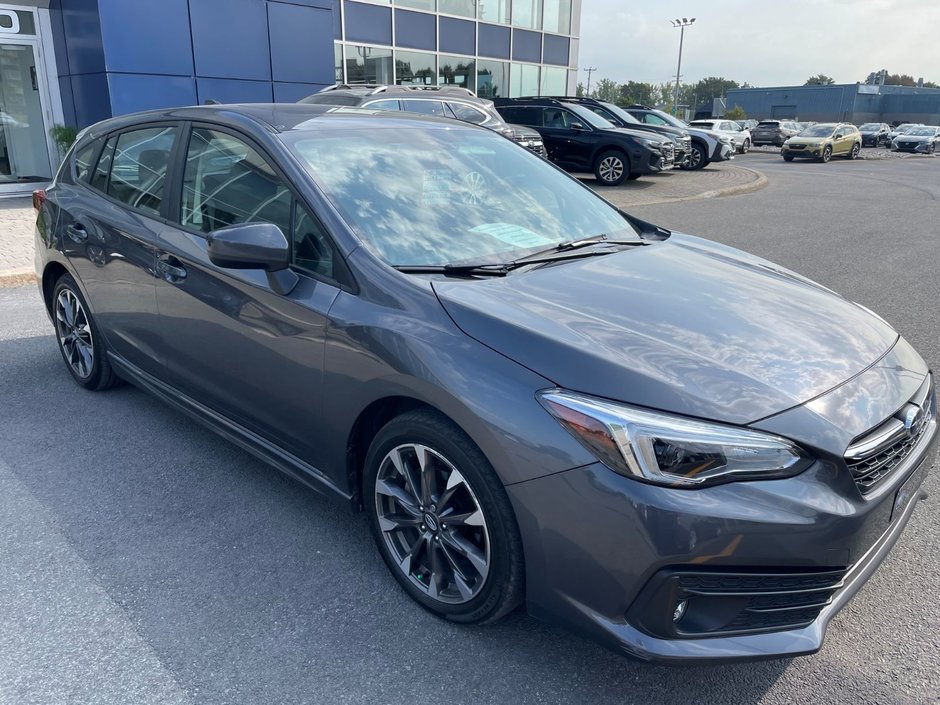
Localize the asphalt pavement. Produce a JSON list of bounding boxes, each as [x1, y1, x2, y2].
[[1, 153, 939, 704]]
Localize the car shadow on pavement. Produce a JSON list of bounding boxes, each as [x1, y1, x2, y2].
[[1, 333, 793, 704]]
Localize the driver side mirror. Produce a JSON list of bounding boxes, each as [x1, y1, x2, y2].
[[570, 122, 586, 131], [207, 222, 299, 295]]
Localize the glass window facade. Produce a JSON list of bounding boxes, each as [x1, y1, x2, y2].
[[396, 0, 435, 8], [396, 50, 437, 85], [509, 62, 539, 97], [438, 0, 475, 18], [439, 55, 475, 91], [344, 45, 393, 83], [512, 0, 542, 29], [479, 0, 510, 24], [540, 66, 567, 96], [542, 0, 570, 34], [476, 59, 509, 98]]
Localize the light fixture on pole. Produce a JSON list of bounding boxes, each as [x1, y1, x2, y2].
[[584, 66, 597, 96], [670, 18, 695, 116]]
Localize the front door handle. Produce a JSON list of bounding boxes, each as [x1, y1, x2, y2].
[[157, 255, 187, 282], [66, 222, 87, 243]]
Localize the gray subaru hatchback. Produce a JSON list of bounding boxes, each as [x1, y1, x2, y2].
[[34, 104, 936, 663]]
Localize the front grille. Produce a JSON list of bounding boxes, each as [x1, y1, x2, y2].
[[845, 375, 934, 494], [681, 137, 692, 154], [788, 143, 807, 150], [660, 142, 675, 166], [675, 568, 847, 636], [897, 141, 917, 150]]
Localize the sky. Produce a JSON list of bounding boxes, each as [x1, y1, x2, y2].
[[577, 0, 940, 89]]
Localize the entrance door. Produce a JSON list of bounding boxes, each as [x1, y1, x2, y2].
[[0, 9, 55, 193]]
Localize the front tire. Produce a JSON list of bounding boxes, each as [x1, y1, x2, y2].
[[52, 274, 121, 391], [593, 150, 630, 186], [783, 155, 795, 162], [740, 138, 750, 154], [365, 409, 525, 624], [820, 145, 832, 163], [680, 142, 707, 170]]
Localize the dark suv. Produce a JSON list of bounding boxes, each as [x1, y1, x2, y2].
[[300, 85, 546, 157], [543, 96, 692, 166], [751, 120, 802, 147], [494, 98, 675, 185], [624, 105, 735, 170]]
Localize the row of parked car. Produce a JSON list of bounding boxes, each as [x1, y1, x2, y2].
[[300, 86, 737, 186]]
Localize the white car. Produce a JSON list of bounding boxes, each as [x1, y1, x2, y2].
[[690, 118, 752, 154]]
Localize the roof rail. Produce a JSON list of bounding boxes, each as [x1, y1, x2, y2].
[[316, 84, 389, 94], [316, 83, 478, 98]]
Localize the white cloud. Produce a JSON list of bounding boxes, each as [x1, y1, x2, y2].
[[577, 0, 940, 87]]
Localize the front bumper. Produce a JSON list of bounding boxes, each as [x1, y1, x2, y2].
[[782, 144, 825, 159], [508, 382, 936, 663], [712, 142, 734, 162], [893, 141, 931, 153]]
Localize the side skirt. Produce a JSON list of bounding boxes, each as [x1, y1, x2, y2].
[[108, 352, 353, 505]]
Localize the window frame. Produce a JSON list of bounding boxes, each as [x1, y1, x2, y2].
[[168, 121, 355, 293]]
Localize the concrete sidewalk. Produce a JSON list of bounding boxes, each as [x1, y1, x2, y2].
[[0, 197, 37, 286], [0, 163, 766, 286]]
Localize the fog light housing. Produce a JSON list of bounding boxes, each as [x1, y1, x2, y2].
[[673, 600, 688, 623]]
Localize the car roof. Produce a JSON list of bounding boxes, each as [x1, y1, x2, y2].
[[78, 103, 475, 140]]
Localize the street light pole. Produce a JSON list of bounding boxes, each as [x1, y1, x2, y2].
[[670, 18, 695, 116], [584, 66, 597, 97]]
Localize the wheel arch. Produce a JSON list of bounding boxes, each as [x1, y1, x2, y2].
[[41, 261, 70, 316]]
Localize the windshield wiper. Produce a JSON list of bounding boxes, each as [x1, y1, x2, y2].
[[510, 235, 647, 266], [394, 264, 510, 277]]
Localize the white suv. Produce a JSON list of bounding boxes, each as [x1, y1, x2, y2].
[[690, 118, 752, 154]]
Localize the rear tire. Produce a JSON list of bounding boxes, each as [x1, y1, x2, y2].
[[364, 409, 525, 624], [593, 150, 630, 186], [51, 274, 121, 391], [847, 143, 860, 160]]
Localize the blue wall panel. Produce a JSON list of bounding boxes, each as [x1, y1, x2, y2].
[[59, 0, 106, 75], [48, 1, 70, 77], [542, 34, 569, 66], [439, 17, 474, 56], [395, 9, 436, 51], [107, 74, 197, 116], [333, 0, 342, 38], [344, 2, 392, 45], [70, 73, 111, 127], [478, 23, 510, 59], [197, 78, 274, 105], [274, 82, 330, 102], [512, 29, 541, 63], [57, 76, 77, 126], [269, 2, 335, 84], [190, 0, 271, 81], [97, 0, 193, 75]]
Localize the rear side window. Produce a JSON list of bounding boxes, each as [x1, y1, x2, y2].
[[181, 127, 291, 236], [106, 126, 178, 215], [402, 99, 447, 116], [448, 102, 488, 124], [74, 142, 98, 182], [364, 99, 401, 111], [90, 137, 116, 193]]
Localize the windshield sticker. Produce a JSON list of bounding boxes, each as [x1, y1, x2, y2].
[[469, 223, 554, 248], [422, 169, 454, 207]]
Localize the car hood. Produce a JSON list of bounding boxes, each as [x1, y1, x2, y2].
[[609, 127, 669, 142], [789, 136, 831, 144], [432, 234, 898, 425], [895, 134, 932, 141]]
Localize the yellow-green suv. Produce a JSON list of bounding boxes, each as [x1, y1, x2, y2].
[[781, 123, 862, 162]]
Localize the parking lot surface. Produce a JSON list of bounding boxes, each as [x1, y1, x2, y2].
[[1, 154, 939, 704]]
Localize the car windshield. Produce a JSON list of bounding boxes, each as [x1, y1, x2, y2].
[[907, 127, 937, 136], [598, 102, 642, 124], [757, 121, 780, 127], [283, 126, 638, 267], [858, 123, 880, 130], [896, 125, 920, 134], [800, 125, 836, 137]]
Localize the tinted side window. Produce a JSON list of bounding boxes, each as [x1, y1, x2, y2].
[[181, 128, 291, 235], [293, 204, 335, 279], [448, 102, 488, 124], [402, 99, 447, 116], [643, 113, 669, 126], [365, 99, 401, 111], [90, 137, 116, 193], [106, 126, 177, 215], [74, 142, 98, 182]]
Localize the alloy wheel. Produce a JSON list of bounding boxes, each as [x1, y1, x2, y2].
[[598, 156, 624, 183], [374, 443, 490, 604], [687, 145, 704, 169], [55, 288, 94, 379], [822, 146, 832, 163]]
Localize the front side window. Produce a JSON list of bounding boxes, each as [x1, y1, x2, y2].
[[106, 126, 178, 215], [285, 127, 637, 267], [293, 205, 335, 279], [180, 128, 291, 235]]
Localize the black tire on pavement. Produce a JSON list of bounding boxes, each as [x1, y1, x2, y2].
[[364, 408, 525, 625], [51, 274, 122, 391], [592, 149, 630, 186], [783, 155, 795, 162], [821, 145, 832, 163], [847, 143, 860, 160], [680, 142, 708, 170]]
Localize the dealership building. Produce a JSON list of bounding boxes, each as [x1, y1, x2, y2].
[[0, 0, 582, 194], [723, 83, 940, 125]]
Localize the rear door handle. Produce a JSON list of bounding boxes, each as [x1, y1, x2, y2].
[[157, 255, 187, 282], [66, 222, 87, 243]]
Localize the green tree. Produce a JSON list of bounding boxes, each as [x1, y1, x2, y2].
[[576, 81, 585, 97], [804, 74, 835, 85], [593, 78, 620, 103], [688, 77, 739, 106], [884, 73, 917, 86], [723, 105, 747, 120], [924, 81, 939, 89], [617, 81, 656, 107]]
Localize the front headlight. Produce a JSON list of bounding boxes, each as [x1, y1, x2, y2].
[[538, 390, 813, 488], [719, 135, 733, 144], [639, 138, 665, 148]]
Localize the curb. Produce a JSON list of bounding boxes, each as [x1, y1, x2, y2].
[[607, 165, 769, 208], [0, 268, 37, 288]]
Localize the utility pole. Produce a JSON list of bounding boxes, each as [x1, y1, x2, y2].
[[584, 66, 597, 97], [670, 18, 695, 115]]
